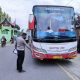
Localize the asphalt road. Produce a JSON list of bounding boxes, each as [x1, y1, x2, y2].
[[0, 44, 77, 80]]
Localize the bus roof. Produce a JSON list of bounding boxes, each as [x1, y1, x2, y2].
[[33, 5, 74, 10]]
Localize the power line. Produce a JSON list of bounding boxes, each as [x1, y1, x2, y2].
[[65, 0, 73, 5], [65, 0, 80, 13]]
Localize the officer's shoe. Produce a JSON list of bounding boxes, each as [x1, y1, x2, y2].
[[18, 70, 26, 73]]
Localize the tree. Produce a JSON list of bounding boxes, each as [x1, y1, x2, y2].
[[0, 7, 2, 22], [3, 12, 6, 18], [0, 6, 11, 22], [9, 17, 11, 22]]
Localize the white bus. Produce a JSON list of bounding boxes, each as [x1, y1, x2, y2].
[[28, 5, 77, 60]]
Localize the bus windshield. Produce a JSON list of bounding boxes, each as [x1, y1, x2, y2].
[[33, 6, 76, 42]]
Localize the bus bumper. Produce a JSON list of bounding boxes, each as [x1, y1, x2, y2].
[[32, 50, 77, 60]]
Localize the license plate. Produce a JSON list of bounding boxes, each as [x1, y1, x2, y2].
[[53, 56, 62, 59]]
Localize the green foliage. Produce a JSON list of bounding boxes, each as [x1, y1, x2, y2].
[[0, 7, 2, 22], [0, 6, 11, 22]]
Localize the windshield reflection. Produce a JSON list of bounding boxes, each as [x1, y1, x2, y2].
[[33, 6, 76, 42]]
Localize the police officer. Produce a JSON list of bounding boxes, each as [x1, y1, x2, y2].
[[15, 33, 31, 72]]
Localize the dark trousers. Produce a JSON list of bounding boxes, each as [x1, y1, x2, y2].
[[17, 50, 25, 71]]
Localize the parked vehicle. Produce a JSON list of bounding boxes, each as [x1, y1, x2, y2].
[[1, 36, 6, 47], [10, 37, 14, 44]]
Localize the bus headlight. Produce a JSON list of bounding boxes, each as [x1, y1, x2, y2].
[[33, 46, 47, 53], [68, 46, 77, 52]]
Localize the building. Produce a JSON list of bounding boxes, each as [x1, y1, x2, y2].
[[0, 18, 20, 43]]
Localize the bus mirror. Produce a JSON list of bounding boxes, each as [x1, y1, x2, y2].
[[28, 14, 35, 30]]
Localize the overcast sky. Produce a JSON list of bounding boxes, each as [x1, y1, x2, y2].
[[0, 0, 80, 30]]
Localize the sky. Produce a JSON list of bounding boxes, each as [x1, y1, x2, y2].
[[0, 0, 80, 31]]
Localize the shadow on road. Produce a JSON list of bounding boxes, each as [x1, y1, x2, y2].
[[33, 59, 72, 66]]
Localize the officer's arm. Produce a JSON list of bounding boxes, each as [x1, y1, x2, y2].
[[23, 39, 31, 50]]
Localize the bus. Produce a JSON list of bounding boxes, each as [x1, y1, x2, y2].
[[28, 5, 77, 60]]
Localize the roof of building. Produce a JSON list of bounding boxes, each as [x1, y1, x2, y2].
[[0, 18, 20, 30], [0, 18, 14, 27]]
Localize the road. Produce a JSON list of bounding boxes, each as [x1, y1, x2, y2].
[[0, 44, 79, 80]]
